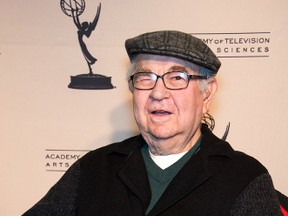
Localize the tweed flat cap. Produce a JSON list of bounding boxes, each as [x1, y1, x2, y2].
[[125, 30, 221, 74]]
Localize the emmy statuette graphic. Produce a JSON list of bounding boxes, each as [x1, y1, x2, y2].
[[60, 0, 114, 89]]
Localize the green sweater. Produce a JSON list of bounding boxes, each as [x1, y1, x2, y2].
[[141, 138, 201, 214]]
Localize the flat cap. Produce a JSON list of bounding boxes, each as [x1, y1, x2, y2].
[[125, 30, 221, 74]]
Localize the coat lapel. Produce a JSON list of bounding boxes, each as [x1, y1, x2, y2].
[[117, 147, 151, 210]]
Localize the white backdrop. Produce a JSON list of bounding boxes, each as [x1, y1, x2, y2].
[[1, 0, 287, 215]]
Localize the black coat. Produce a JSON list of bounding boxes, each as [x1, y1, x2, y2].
[[23, 125, 281, 215]]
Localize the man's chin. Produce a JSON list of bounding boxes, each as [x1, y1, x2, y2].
[[148, 130, 177, 141]]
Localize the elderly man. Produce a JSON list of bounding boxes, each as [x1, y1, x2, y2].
[[23, 31, 281, 215]]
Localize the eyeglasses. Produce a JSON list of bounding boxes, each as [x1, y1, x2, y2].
[[129, 71, 209, 90]]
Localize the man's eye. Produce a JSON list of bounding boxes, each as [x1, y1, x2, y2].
[[135, 76, 152, 82], [170, 74, 186, 81], [174, 76, 184, 80]]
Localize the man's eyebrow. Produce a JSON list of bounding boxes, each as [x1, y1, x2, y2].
[[134, 64, 189, 72], [168, 65, 188, 72], [135, 64, 151, 72]]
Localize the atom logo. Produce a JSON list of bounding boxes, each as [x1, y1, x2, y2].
[[60, 0, 85, 17]]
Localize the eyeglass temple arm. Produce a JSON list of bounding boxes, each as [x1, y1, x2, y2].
[[189, 75, 210, 80]]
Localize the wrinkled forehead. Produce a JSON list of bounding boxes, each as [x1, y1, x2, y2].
[[132, 54, 201, 73]]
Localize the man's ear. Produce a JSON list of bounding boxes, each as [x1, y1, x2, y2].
[[202, 77, 218, 114]]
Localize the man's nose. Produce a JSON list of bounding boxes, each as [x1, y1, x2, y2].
[[149, 77, 170, 100]]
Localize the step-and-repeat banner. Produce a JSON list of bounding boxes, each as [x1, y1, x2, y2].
[[1, 0, 287, 215]]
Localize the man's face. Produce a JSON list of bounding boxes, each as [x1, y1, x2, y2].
[[131, 54, 216, 155]]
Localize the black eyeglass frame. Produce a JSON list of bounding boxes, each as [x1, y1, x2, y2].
[[129, 71, 210, 90]]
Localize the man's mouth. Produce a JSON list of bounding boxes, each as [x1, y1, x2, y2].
[[151, 110, 172, 115]]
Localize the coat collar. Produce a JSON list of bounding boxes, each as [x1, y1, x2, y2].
[[109, 124, 235, 158], [200, 123, 235, 158]]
